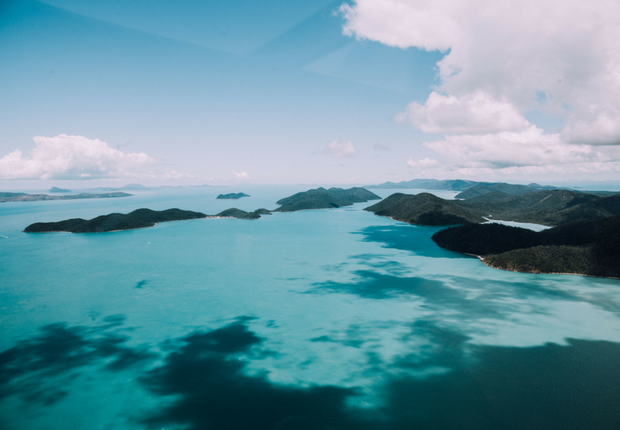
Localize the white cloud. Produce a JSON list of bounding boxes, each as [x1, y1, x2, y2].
[[341, 0, 620, 145], [233, 171, 249, 179], [415, 125, 620, 179], [397, 91, 530, 135], [328, 139, 357, 158], [562, 107, 620, 145], [407, 157, 440, 168], [0, 134, 156, 180], [423, 126, 598, 168]]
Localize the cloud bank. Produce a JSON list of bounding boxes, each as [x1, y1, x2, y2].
[[0, 134, 156, 180], [342, 0, 620, 176], [397, 92, 530, 135]]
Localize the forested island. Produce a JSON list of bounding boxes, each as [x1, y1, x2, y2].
[[0, 192, 132, 203], [23, 186, 380, 232], [365, 189, 620, 227], [24, 207, 273, 233], [216, 193, 250, 199], [432, 216, 620, 278], [275, 187, 380, 212], [363, 185, 620, 278]]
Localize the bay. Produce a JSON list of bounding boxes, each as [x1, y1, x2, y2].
[[2, 186, 620, 429]]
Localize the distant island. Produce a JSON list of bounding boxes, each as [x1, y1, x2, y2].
[[1, 192, 132, 203], [216, 193, 250, 200], [274, 187, 380, 212], [365, 179, 559, 192], [431, 216, 620, 278], [48, 187, 71, 193], [24, 206, 273, 233], [365, 189, 620, 227]]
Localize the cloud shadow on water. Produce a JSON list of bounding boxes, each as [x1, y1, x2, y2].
[[139, 317, 371, 430], [379, 338, 620, 430], [311, 270, 504, 318], [354, 225, 470, 259], [0, 315, 155, 406], [138, 318, 620, 430]]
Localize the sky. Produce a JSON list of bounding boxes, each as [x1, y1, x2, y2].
[[1, 0, 620, 189]]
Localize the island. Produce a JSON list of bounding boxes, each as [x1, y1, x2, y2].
[[431, 215, 620, 278], [364, 179, 559, 192], [216, 193, 250, 200], [48, 187, 71, 193], [364, 192, 485, 225], [365, 189, 620, 227], [1, 192, 132, 203], [211, 208, 266, 219], [274, 187, 381, 212], [24, 206, 274, 233]]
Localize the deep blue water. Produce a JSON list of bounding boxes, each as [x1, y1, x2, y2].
[[2, 186, 620, 429]]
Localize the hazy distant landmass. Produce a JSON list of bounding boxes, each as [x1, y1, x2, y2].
[[365, 179, 478, 191], [365, 190, 620, 227], [0, 192, 132, 203], [432, 216, 620, 278], [48, 187, 71, 193], [216, 193, 250, 200], [366, 179, 568, 194], [275, 187, 381, 212]]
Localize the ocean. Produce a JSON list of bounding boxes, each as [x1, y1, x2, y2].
[[2, 186, 620, 429]]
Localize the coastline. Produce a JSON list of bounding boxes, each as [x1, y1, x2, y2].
[[478, 256, 619, 280]]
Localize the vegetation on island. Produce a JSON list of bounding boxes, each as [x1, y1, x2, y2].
[[365, 189, 620, 227], [213, 208, 261, 219], [216, 193, 250, 199], [24, 208, 207, 233], [25, 206, 274, 233], [365, 193, 485, 225], [432, 216, 620, 278], [274, 187, 380, 212]]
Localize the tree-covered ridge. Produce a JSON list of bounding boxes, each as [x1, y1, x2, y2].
[[365, 193, 486, 225], [431, 216, 620, 278], [24, 208, 207, 233], [24, 207, 274, 233], [274, 187, 380, 212], [365, 190, 620, 226], [454, 183, 540, 199]]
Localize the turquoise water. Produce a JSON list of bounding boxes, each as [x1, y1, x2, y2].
[[2, 186, 620, 429]]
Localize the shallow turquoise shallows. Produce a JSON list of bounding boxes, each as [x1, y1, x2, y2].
[[2, 186, 620, 430]]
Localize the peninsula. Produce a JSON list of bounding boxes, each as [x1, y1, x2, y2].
[[275, 187, 380, 212], [1, 192, 132, 203], [431, 215, 620, 278], [216, 193, 250, 199]]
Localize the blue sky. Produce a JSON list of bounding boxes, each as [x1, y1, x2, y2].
[[1, 0, 619, 188]]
